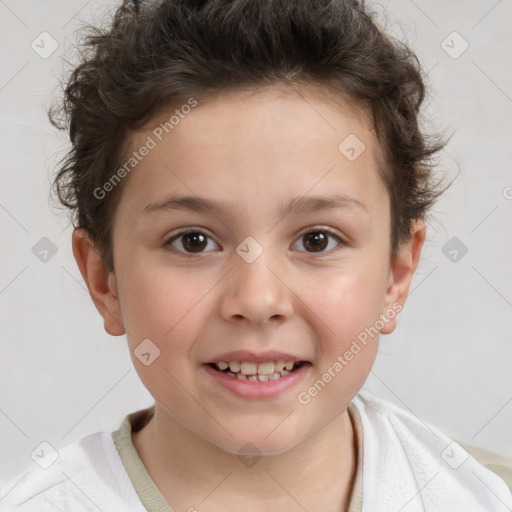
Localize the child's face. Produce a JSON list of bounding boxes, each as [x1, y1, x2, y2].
[[78, 84, 423, 455]]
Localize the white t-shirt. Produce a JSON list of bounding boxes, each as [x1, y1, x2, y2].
[[0, 391, 510, 511]]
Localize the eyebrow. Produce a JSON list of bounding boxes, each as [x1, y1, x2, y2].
[[141, 193, 370, 218]]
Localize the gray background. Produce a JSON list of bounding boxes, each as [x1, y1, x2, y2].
[[1, 0, 511, 488]]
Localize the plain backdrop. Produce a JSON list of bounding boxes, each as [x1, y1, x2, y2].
[[1, 0, 511, 487]]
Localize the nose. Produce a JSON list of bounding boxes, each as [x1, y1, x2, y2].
[[219, 249, 294, 326]]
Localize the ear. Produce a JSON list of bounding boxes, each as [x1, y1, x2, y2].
[[380, 218, 426, 335], [71, 228, 126, 336]]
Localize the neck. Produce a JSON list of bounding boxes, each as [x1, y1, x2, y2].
[[132, 405, 357, 512]]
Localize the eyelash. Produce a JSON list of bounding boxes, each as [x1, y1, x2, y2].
[[163, 227, 346, 257]]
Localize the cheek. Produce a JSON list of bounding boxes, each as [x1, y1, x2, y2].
[[308, 263, 387, 335], [118, 259, 203, 338], [301, 262, 386, 382], [119, 263, 215, 385], [297, 275, 383, 410], [121, 273, 204, 408]]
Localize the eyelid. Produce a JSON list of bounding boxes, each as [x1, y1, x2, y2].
[[295, 225, 345, 243]]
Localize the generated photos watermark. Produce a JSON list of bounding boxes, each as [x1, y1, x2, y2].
[[297, 301, 403, 405], [93, 97, 198, 200]]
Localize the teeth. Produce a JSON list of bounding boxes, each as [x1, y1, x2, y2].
[[214, 359, 301, 380], [257, 362, 274, 375], [240, 362, 257, 375], [228, 361, 241, 372], [275, 360, 286, 372]]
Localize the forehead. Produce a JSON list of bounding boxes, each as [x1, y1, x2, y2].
[[147, 82, 377, 153], [115, 83, 388, 227]]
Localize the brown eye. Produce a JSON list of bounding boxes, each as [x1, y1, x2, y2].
[[293, 229, 344, 254], [303, 232, 328, 252], [181, 232, 207, 252], [165, 229, 218, 255]]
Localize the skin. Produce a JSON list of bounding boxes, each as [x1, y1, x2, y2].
[[73, 83, 425, 511]]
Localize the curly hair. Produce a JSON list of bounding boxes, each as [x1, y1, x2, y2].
[[49, 0, 451, 273]]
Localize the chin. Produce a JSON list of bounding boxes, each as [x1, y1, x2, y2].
[[208, 421, 306, 457]]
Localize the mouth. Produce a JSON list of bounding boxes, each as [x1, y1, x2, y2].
[[206, 360, 309, 381]]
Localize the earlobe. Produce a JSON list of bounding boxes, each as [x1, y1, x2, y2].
[[380, 219, 426, 335], [71, 228, 126, 336]]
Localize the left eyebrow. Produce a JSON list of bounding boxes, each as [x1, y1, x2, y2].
[[141, 193, 370, 219], [280, 194, 370, 218]]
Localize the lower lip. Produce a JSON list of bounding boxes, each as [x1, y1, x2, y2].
[[202, 363, 311, 400]]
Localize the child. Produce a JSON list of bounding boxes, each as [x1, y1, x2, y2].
[[1, 0, 511, 510]]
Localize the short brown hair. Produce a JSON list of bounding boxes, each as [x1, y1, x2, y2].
[[50, 0, 451, 273]]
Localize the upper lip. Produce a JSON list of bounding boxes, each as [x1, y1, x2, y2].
[[205, 350, 308, 364]]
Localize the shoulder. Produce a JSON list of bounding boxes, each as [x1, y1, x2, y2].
[[0, 430, 144, 512], [455, 439, 512, 492], [350, 390, 512, 511]]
